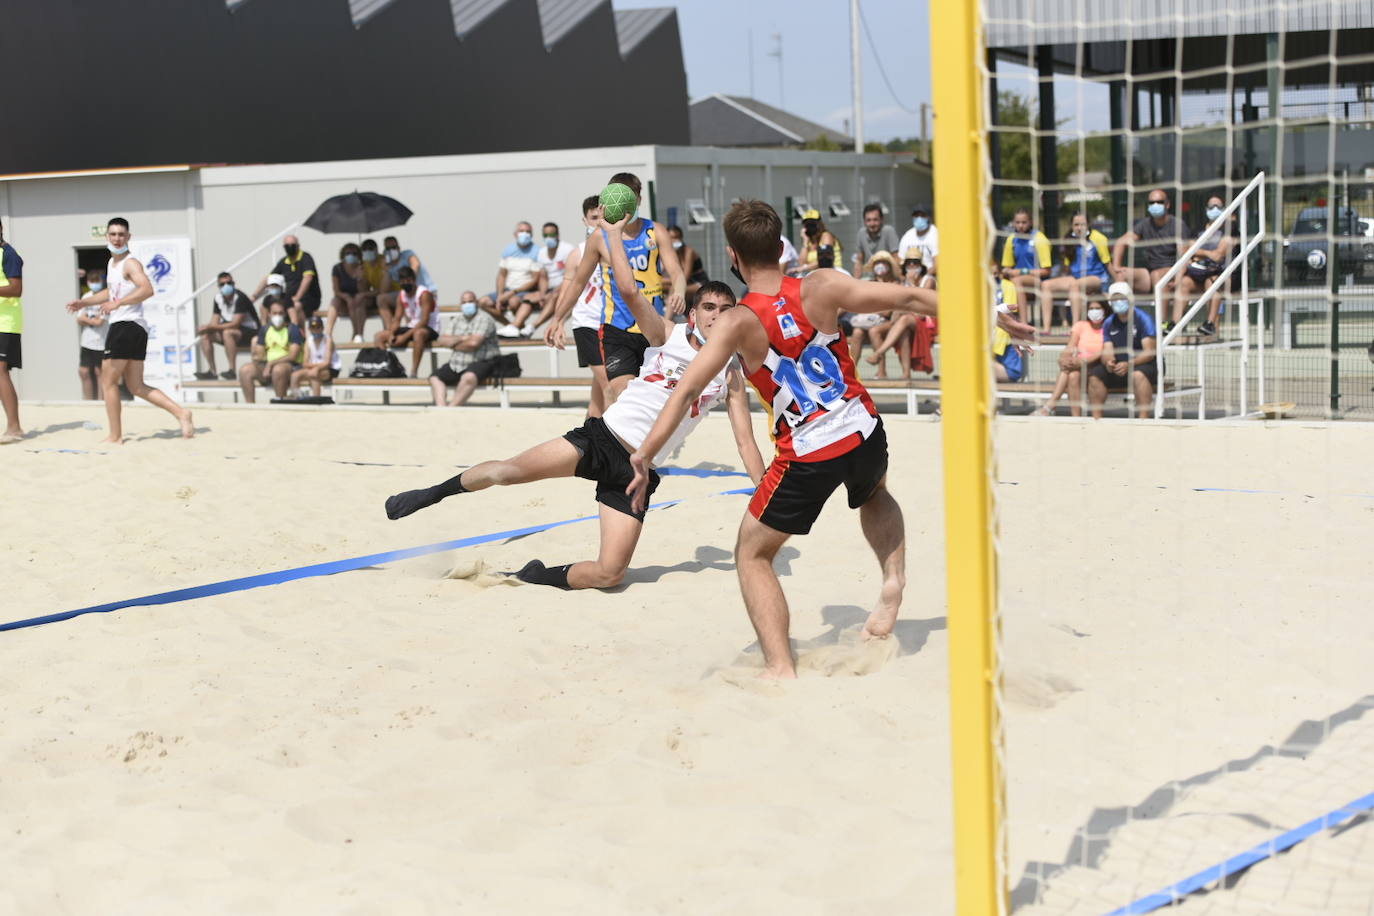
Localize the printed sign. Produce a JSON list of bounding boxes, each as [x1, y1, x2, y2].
[[130, 237, 194, 401]]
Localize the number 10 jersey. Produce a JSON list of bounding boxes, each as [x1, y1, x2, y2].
[[741, 276, 878, 462]]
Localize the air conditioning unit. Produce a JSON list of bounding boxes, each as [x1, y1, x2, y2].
[[686, 199, 715, 225]]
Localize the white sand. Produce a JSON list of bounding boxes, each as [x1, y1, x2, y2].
[[3, 405, 1371, 913]]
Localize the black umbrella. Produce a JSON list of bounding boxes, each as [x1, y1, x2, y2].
[[303, 191, 413, 234]]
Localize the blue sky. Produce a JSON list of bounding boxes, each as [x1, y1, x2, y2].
[[612, 0, 932, 142]]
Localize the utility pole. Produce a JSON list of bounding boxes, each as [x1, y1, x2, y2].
[[768, 33, 784, 109], [851, 0, 864, 151]]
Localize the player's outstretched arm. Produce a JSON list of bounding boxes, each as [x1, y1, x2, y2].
[[804, 268, 939, 318], [600, 216, 667, 347], [653, 220, 687, 316]]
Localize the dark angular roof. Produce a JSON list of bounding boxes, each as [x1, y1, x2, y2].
[[689, 94, 854, 148]]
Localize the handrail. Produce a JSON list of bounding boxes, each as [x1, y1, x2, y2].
[[1153, 172, 1266, 418]]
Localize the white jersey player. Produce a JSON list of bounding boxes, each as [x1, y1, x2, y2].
[[383, 215, 763, 591]]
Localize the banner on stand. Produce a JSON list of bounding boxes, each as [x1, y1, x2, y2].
[[130, 237, 194, 402]]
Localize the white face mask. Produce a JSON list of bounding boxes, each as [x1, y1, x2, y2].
[[672, 240, 683, 250], [270, 314, 285, 327], [1087, 307, 1104, 323], [873, 263, 890, 276], [691, 323, 707, 345]]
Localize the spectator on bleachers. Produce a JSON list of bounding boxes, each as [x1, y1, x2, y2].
[[238, 296, 302, 404], [429, 292, 501, 407], [853, 203, 900, 277], [256, 272, 286, 328], [195, 270, 258, 381], [1033, 296, 1107, 416], [481, 221, 545, 338], [1087, 281, 1158, 419], [992, 326, 1028, 383], [779, 232, 800, 276], [667, 225, 709, 302], [866, 257, 938, 378], [324, 242, 365, 341], [75, 269, 108, 399], [798, 209, 842, 274], [377, 235, 436, 332], [847, 251, 903, 378], [1040, 211, 1111, 334], [896, 204, 939, 287], [375, 265, 438, 378], [292, 315, 341, 398], [1000, 207, 1052, 325], [1111, 189, 1193, 329], [252, 235, 319, 328], [1175, 193, 1233, 337], [528, 221, 575, 336]]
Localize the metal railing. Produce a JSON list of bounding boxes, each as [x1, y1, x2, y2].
[[1153, 171, 1267, 419]]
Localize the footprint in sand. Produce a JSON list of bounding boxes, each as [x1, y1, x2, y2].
[[443, 557, 522, 588], [1002, 669, 1079, 709], [796, 627, 899, 676]]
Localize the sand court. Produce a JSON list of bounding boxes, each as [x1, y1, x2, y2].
[[3, 405, 1371, 913]]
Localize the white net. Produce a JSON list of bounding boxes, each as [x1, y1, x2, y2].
[[976, 0, 1374, 911]]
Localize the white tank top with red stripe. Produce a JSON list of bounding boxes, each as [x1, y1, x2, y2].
[[570, 240, 604, 331]]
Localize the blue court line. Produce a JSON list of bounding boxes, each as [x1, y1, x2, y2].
[[656, 467, 751, 478], [1104, 790, 1374, 915], [0, 487, 754, 635]]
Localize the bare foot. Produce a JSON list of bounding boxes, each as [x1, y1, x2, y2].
[[863, 577, 903, 639], [759, 665, 798, 680], [179, 411, 195, 439], [0, 429, 24, 445], [865, 352, 880, 365], [98, 436, 125, 445]]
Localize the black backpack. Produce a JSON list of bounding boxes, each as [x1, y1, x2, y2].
[[349, 347, 406, 378]]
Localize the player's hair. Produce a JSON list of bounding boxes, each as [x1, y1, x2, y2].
[[723, 199, 783, 268], [608, 172, 641, 198], [542, 222, 558, 234], [264, 294, 286, 311], [360, 238, 379, 251], [396, 265, 416, 281], [1013, 207, 1032, 219], [668, 224, 684, 237], [383, 235, 398, 246], [863, 202, 883, 218], [108, 217, 130, 231], [217, 271, 232, 280], [693, 280, 736, 314], [581, 195, 600, 215], [339, 241, 361, 260]]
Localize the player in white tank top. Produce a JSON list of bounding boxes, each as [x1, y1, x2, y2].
[[569, 239, 604, 332], [383, 216, 763, 592], [64, 217, 194, 442]]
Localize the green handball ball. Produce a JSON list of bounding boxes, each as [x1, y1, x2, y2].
[[599, 183, 637, 223]]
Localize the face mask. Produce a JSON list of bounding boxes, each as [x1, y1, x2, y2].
[[1087, 307, 1104, 322], [344, 254, 360, 265], [88, 281, 104, 292], [107, 242, 129, 255], [691, 324, 707, 346], [802, 221, 819, 235], [384, 248, 400, 264], [1147, 203, 1166, 218], [402, 283, 416, 295], [267, 285, 283, 296], [362, 250, 377, 263], [460, 302, 478, 318], [219, 283, 234, 297], [283, 243, 300, 256], [544, 235, 558, 249], [913, 217, 929, 232], [1206, 206, 1223, 221], [1111, 299, 1130, 316], [311, 330, 324, 339], [516, 231, 533, 246], [271, 314, 285, 327], [585, 226, 594, 237], [729, 260, 746, 286], [873, 263, 890, 276], [672, 240, 683, 250]]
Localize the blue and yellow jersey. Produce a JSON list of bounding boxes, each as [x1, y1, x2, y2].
[[1068, 229, 1112, 282], [992, 327, 1025, 381], [1002, 230, 1052, 272], [600, 221, 665, 334], [0, 243, 24, 334], [995, 277, 1018, 311]]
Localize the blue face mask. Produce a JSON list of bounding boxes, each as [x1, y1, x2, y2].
[[1111, 299, 1130, 316], [1206, 206, 1223, 222], [362, 250, 377, 263], [344, 254, 360, 265], [460, 302, 478, 318], [691, 324, 707, 345], [516, 231, 533, 246], [913, 216, 929, 232], [107, 242, 129, 255], [220, 283, 235, 297], [1147, 202, 1166, 219], [88, 281, 104, 292]]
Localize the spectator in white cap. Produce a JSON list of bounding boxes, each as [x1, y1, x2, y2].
[[896, 204, 939, 288], [256, 272, 287, 329], [1087, 281, 1159, 419]]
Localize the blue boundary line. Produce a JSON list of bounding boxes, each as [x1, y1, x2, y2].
[[0, 487, 754, 634], [1104, 790, 1374, 915]]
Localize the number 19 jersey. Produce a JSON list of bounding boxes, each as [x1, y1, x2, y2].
[[741, 276, 877, 462]]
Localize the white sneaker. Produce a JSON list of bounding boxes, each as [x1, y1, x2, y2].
[[497, 324, 522, 338], [520, 324, 535, 338], [352, 335, 363, 343]]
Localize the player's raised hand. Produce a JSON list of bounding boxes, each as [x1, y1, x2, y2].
[[626, 451, 651, 516]]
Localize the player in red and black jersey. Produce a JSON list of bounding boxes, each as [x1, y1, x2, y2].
[[628, 200, 939, 679]]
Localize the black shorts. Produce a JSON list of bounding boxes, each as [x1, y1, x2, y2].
[[749, 421, 889, 536], [572, 326, 604, 368], [79, 346, 104, 368], [433, 355, 501, 386], [0, 332, 20, 369], [396, 326, 437, 346], [299, 298, 321, 320], [563, 416, 661, 521], [104, 322, 148, 361], [600, 324, 650, 380], [1090, 359, 1159, 391]]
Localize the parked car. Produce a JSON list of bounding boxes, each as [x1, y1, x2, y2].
[[1282, 207, 1374, 284]]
